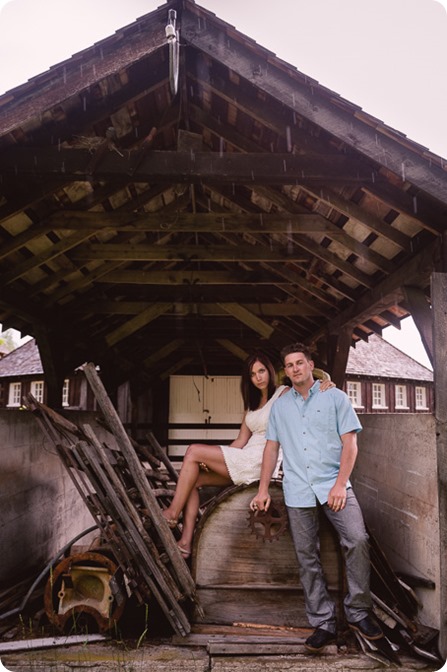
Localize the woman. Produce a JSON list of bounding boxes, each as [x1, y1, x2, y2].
[[162, 351, 332, 557]]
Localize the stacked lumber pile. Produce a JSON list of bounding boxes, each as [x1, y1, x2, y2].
[[25, 362, 201, 637]]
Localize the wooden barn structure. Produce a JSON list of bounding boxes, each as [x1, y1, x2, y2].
[[0, 0, 446, 657]]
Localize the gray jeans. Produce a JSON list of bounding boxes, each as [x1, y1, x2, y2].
[[287, 488, 371, 633]]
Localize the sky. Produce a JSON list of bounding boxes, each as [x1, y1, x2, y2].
[[0, 0, 443, 370]]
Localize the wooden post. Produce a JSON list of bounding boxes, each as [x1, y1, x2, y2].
[[33, 325, 66, 408], [431, 272, 447, 660], [327, 328, 353, 389], [403, 285, 433, 367]]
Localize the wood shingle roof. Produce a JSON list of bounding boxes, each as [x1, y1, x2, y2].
[[0, 338, 43, 377], [346, 334, 433, 382]]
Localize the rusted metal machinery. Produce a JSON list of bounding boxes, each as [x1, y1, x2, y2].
[[44, 551, 126, 633]]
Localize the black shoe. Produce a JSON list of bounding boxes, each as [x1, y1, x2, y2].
[[348, 615, 383, 640], [305, 627, 337, 652]]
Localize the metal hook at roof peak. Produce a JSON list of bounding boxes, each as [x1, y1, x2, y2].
[[165, 9, 179, 97]]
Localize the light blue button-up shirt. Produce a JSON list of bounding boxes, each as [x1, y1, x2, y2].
[[266, 380, 362, 507]]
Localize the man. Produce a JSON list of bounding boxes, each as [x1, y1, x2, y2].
[[250, 342, 382, 653]]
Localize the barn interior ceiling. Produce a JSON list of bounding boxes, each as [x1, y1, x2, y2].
[[0, 0, 445, 397]]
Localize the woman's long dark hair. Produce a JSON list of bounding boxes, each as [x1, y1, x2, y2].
[[240, 351, 277, 411]]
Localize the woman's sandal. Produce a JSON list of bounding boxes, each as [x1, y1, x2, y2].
[[162, 512, 178, 528], [177, 544, 191, 559]]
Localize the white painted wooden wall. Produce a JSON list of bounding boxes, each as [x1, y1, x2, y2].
[[168, 375, 244, 457]]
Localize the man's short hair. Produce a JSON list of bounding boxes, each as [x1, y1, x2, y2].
[[280, 342, 313, 363]]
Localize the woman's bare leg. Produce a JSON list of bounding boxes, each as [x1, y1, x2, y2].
[[178, 471, 232, 554], [162, 443, 231, 524]]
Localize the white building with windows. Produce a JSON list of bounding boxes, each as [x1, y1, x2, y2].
[[345, 334, 433, 414], [0, 334, 434, 425], [0, 339, 91, 410]]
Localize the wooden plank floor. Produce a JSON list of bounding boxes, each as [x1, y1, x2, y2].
[[172, 623, 338, 655]]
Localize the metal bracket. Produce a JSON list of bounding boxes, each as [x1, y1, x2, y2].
[[166, 9, 179, 96]]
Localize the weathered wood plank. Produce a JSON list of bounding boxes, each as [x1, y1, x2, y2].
[[195, 588, 311, 627], [146, 431, 179, 483], [73, 301, 324, 318], [45, 210, 362, 232], [71, 243, 308, 263], [0, 148, 389, 185], [0, 230, 97, 287], [313, 240, 438, 340], [95, 270, 290, 285], [404, 285, 433, 367], [301, 185, 412, 251], [216, 303, 274, 339], [193, 483, 341, 628], [80, 428, 182, 599], [77, 431, 191, 636], [80, 363, 197, 601], [207, 641, 338, 655], [44, 209, 417, 253], [105, 303, 173, 346]]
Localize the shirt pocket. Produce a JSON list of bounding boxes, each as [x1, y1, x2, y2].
[[310, 405, 329, 437]]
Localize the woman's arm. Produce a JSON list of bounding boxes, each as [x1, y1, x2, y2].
[[229, 416, 252, 449], [249, 439, 280, 511]]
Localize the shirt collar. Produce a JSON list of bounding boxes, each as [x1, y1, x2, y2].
[[291, 378, 320, 398]]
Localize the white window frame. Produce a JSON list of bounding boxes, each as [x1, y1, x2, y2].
[[372, 383, 387, 409], [415, 386, 428, 410], [394, 384, 408, 410], [346, 381, 363, 408], [62, 379, 70, 407], [8, 382, 22, 407], [30, 380, 45, 403]]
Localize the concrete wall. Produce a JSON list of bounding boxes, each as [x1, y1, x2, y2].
[[354, 413, 440, 629], [0, 410, 116, 584]]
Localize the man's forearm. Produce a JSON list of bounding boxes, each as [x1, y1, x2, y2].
[[336, 433, 358, 487], [258, 441, 280, 493]]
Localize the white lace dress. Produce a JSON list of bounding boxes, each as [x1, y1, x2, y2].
[[220, 385, 287, 485]]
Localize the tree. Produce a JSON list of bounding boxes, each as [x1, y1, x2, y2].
[[0, 326, 21, 352]]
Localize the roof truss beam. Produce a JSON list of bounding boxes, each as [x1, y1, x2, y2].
[[0, 147, 386, 185], [312, 240, 438, 342], [182, 9, 447, 205], [71, 242, 309, 263]]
